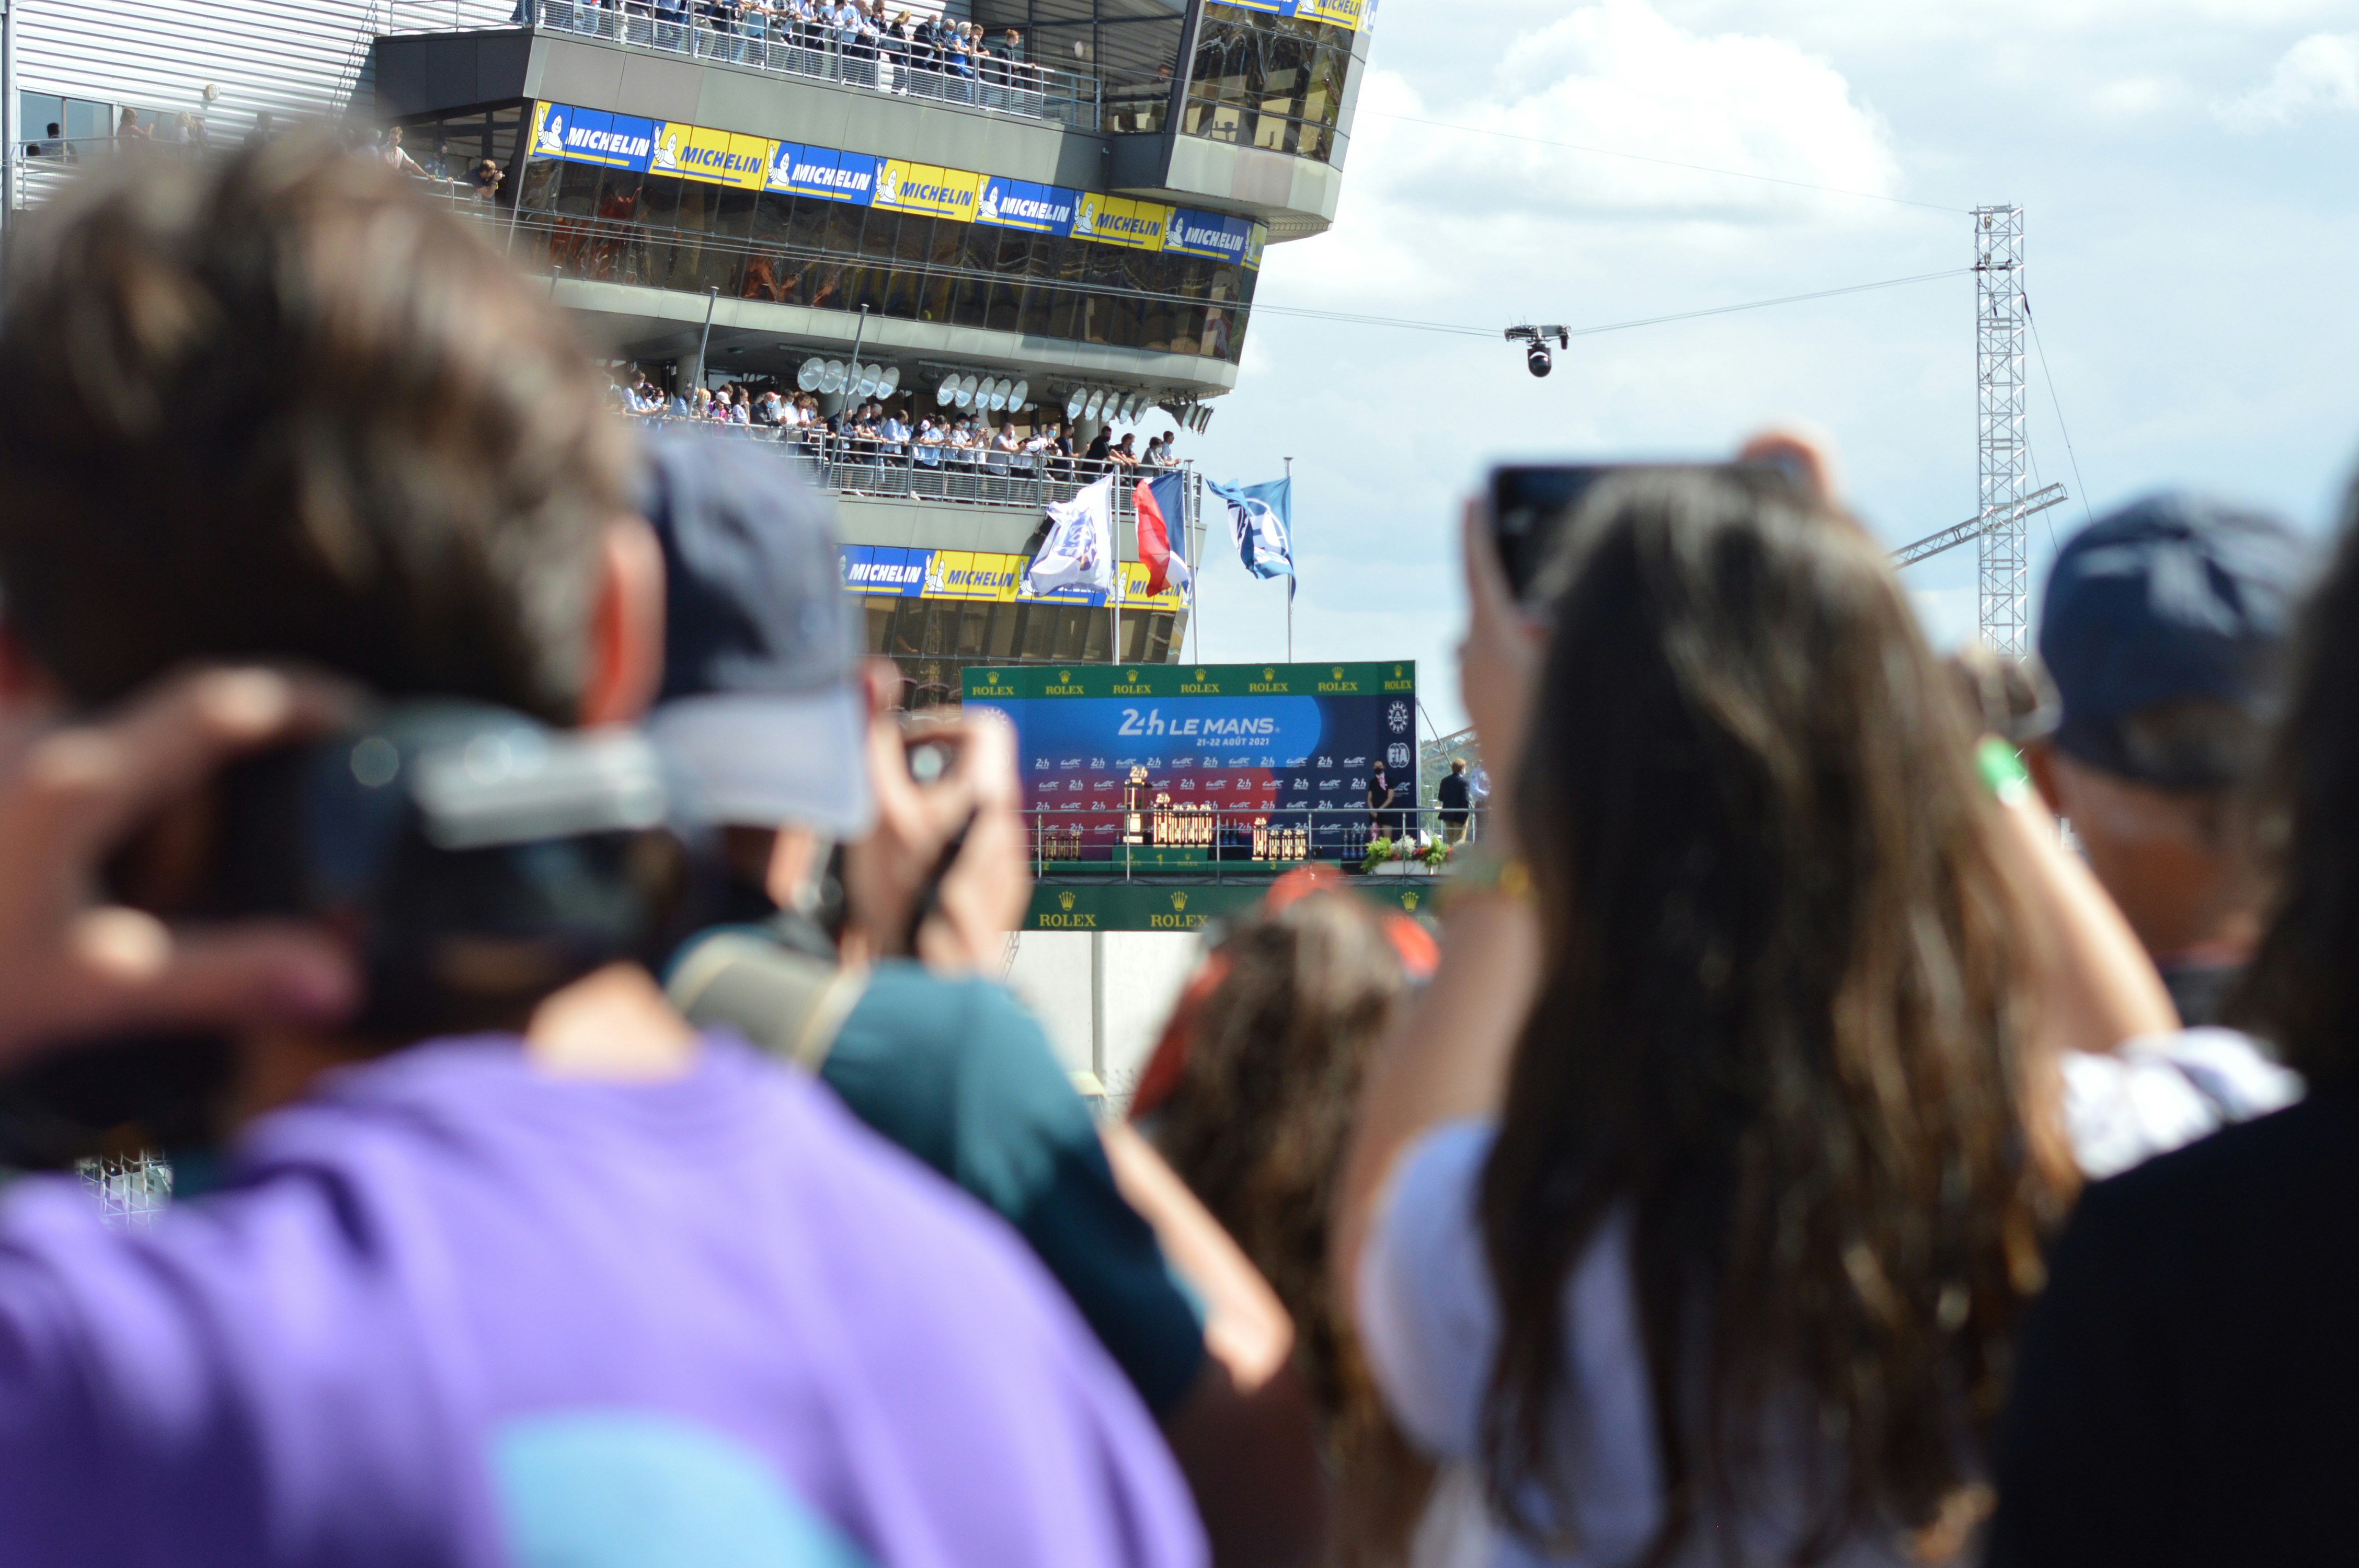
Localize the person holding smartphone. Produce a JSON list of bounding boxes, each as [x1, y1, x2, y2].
[[643, 432, 1327, 1568], [0, 142, 1204, 1568]]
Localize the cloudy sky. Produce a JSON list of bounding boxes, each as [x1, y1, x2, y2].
[[1180, 0, 2359, 732]]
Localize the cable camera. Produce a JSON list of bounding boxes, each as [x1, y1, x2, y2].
[[1505, 325, 1571, 378]]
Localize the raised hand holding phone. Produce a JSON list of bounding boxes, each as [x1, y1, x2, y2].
[[840, 660, 1029, 972]]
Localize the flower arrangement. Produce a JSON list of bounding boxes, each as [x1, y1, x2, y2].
[[1360, 835, 1455, 875]]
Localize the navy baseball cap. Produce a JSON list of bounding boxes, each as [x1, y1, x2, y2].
[[640, 430, 874, 838], [2038, 493, 2309, 788]]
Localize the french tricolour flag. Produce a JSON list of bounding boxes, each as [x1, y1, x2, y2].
[[1133, 471, 1193, 599]]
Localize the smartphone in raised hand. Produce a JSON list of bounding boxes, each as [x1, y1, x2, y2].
[[1490, 463, 1765, 602]]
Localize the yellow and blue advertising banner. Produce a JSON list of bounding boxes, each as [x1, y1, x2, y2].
[[875, 160, 988, 221], [651, 122, 770, 189], [529, 102, 660, 170], [1165, 208, 1255, 263], [840, 546, 1185, 609], [525, 99, 1258, 267], [1209, 0, 1368, 30], [1073, 193, 1172, 251], [978, 176, 1081, 236], [766, 141, 883, 203]]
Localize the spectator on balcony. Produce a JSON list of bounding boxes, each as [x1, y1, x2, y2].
[[1109, 432, 1141, 470], [117, 107, 151, 144], [32, 122, 67, 160], [914, 418, 946, 466], [1146, 429, 1177, 466], [472, 158, 504, 202], [993, 28, 1028, 87], [376, 126, 427, 178], [878, 405, 911, 448], [884, 11, 914, 90], [1085, 425, 1113, 469], [994, 424, 1024, 467], [177, 112, 210, 153], [909, 11, 940, 70]]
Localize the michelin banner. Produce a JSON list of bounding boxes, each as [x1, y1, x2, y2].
[[1208, 0, 1372, 30], [529, 100, 1264, 265], [839, 545, 1187, 609], [965, 661, 1418, 859]]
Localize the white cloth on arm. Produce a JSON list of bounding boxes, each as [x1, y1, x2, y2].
[[1357, 1027, 2296, 1567], [2059, 1027, 2300, 1180]]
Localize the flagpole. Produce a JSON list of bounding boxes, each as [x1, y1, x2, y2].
[[1283, 456, 1293, 663]]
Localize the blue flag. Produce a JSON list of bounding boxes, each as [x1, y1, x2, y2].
[[1206, 477, 1295, 600]]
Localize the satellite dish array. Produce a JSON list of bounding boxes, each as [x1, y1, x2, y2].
[[796, 356, 900, 400]]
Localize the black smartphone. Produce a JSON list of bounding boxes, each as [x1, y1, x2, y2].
[[1489, 463, 1761, 601], [1488, 464, 1620, 602]]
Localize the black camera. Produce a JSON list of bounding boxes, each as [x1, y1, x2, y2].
[[0, 703, 722, 1168], [1506, 324, 1570, 381]]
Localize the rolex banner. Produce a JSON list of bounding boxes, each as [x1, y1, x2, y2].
[[965, 661, 1417, 862]]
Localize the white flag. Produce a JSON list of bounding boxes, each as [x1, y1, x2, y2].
[[1025, 475, 1119, 599]]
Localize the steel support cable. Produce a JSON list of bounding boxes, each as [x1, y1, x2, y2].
[[2024, 296, 2095, 529], [1253, 269, 1973, 340]]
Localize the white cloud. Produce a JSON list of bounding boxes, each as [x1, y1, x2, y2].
[[2091, 76, 2177, 117], [1356, 0, 1902, 224], [2218, 32, 2359, 128]]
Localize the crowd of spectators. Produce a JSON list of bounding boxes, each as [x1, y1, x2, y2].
[[544, 0, 1043, 98], [0, 134, 2354, 1568], [610, 368, 1185, 481]]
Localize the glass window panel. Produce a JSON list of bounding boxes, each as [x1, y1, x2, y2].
[[1051, 607, 1090, 660], [866, 602, 897, 653], [956, 604, 993, 658], [920, 220, 963, 323], [64, 99, 110, 144], [1081, 608, 1111, 661], [986, 603, 1021, 658], [554, 159, 602, 217], [1020, 604, 1057, 660], [21, 93, 63, 145], [519, 157, 563, 212], [712, 183, 758, 241]]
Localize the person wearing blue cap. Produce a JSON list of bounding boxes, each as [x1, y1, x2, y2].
[[639, 431, 1327, 1568], [2029, 492, 2310, 1025]]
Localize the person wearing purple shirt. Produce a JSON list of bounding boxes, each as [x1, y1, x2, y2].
[[0, 141, 1205, 1568]]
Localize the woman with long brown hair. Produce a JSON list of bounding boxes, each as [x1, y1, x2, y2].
[[1137, 874, 1446, 1566], [1333, 442, 2198, 1565]]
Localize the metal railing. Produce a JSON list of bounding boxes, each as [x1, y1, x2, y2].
[[1020, 804, 1482, 882], [624, 412, 1190, 511], [529, 1, 1101, 129]]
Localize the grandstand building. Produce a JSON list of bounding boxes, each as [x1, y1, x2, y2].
[[8, 0, 1371, 698], [370, 0, 1371, 700]]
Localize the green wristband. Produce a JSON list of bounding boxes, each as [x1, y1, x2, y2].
[[1976, 737, 2031, 806]]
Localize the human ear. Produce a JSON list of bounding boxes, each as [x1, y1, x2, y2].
[[579, 516, 667, 728]]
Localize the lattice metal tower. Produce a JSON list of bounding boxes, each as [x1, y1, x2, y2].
[[1973, 205, 2031, 653]]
